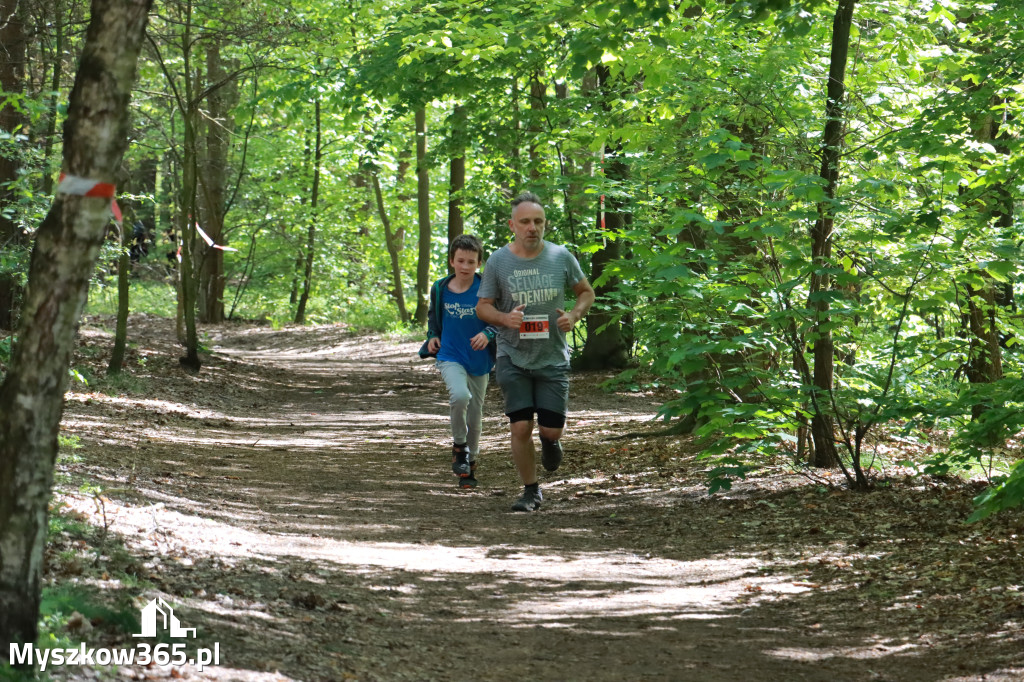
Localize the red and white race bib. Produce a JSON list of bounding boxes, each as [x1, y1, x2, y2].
[[519, 314, 550, 339]]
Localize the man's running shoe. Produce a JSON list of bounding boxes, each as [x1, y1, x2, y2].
[[540, 437, 563, 472], [451, 444, 470, 477], [511, 486, 542, 512]]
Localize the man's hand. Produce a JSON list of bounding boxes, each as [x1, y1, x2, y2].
[[506, 303, 527, 329], [555, 308, 578, 333], [469, 332, 489, 351], [427, 337, 441, 353]]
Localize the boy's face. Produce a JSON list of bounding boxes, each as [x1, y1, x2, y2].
[[450, 248, 481, 278]]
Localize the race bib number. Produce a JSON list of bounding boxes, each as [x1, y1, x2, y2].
[[519, 314, 550, 339]]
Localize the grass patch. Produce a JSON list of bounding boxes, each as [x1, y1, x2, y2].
[[85, 278, 177, 318]]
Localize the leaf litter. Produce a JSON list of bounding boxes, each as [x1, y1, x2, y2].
[[39, 314, 1024, 681]]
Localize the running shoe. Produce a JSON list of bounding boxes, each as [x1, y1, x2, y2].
[[451, 444, 470, 477], [511, 486, 543, 512], [458, 461, 478, 488], [540, 437, 563, 472]]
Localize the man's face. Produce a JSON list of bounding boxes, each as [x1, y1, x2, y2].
[[509, 201, 546, 251], [450, 248, 480, 278]]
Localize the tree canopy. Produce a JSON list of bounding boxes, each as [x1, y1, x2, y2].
[[1, 0, 1023, 516]]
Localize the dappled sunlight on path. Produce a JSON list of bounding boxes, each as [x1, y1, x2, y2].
[[53, 320, 1024, 681]]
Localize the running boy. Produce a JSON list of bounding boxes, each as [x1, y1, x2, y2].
[[420, 234, 496, 487]]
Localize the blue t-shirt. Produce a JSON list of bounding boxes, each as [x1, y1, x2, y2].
[[437, 278, 493, 376]]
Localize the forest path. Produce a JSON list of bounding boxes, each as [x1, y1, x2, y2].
[[55, 316, 1022, 681]]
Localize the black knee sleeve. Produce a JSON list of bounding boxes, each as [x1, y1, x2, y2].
[[507, 407, 534, 424], [536, 408, 566, 429]]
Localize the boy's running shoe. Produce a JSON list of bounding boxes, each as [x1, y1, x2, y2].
[[511, 487, 543, 512], [458, 461, 478, 489], [451, 444, 470, 477], [540, 438, 563, 472]]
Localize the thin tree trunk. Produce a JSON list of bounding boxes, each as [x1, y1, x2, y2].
[[0, 0, 28, 330], [372, 170, 409, 324], [295, 98, 321, 324], [413, 107, 430, 326], [41, 0, 66, 196], [176, 0, 202, 372], [447, 104, 466, 271], [179, 108, 201, 370], [107, 220, 131, 375], [0, 0, 152, 650], [528, 73, 545, 181], [510, 74, 521, 187], [807, 0, 855, 472]]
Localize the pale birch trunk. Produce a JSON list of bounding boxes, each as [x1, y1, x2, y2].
[[0, 0, 152, 650]]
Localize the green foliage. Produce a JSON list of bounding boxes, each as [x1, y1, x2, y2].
[[970, 458, 1024, 523], [57, 434, 82, 456], [86, 278, 177, 319], [0, 334, 12, 379], [4, 0, 1024, 517], [37, 586, 138, 635]]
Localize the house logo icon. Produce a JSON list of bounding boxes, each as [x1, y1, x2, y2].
[[133, 598, 197, 638]]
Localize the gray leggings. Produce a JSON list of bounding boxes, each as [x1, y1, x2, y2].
[[437, 360, 489, 458]]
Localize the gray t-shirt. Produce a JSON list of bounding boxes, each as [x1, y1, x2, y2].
[[478, 241, 586, 369]]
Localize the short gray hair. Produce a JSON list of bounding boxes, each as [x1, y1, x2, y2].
[[511, 191, 543, 210]]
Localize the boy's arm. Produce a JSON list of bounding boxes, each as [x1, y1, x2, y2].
[[425, 281, 441, 341]]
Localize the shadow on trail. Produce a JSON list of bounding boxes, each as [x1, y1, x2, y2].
[[57, 323, 1024, 681]]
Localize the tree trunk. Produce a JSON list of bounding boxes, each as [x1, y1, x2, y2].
[[0, 0, 152, 650], [197, 40, 234, 324], [447, 104, 466, 270], [0, 0, 28, 330], [413, 107, 431, 326], [528, 73, 546, 181], [41, 0, 66, 197], [174, 0, 202, 372], [578, 64, 631, 370], [964, 280, 1004, 419], [107, 220, 131, 375], [178, 106, 202, 371], [295, 98, 322, 324], [372, 170, 409, 324], [808, 0, 855, 471], [510, 74, 521, 187], [577, 205, 630, 369], [959, 103, 1010, 423]]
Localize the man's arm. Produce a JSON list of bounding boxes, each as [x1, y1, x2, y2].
[[555, 279, 595, 333], [477, 298, 525, 329], [570, 278, 595, 323], [425, 281, 441, 340]]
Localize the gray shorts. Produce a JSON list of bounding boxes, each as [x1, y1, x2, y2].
[[495, 356, 570, 417]]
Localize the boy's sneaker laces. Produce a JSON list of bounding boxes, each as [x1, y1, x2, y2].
[[451, 444, 470, 477]]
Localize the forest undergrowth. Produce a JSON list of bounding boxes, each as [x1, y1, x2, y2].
[[14, 314, 1024, 681]]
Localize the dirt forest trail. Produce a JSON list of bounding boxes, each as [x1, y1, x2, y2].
[[53, 317, 1024, 682]]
